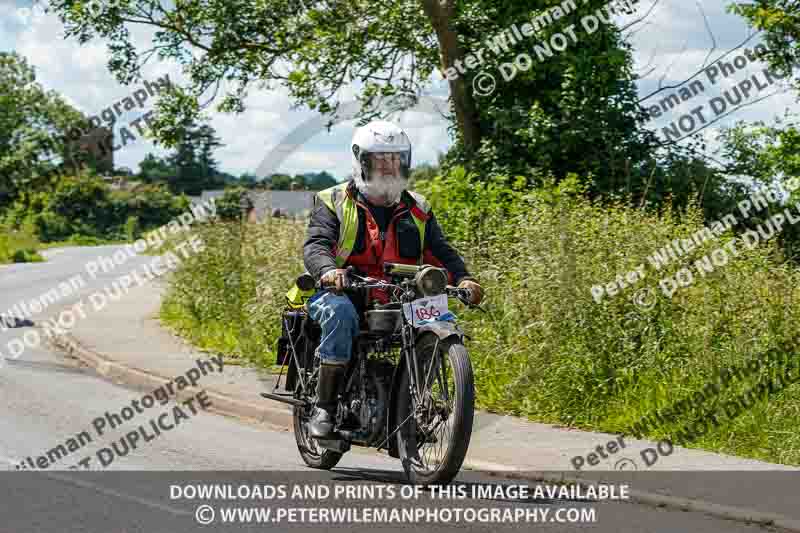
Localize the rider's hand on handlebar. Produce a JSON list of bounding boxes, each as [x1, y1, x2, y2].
[[321, 268, 350, 294], [458, 279, 484, 305]]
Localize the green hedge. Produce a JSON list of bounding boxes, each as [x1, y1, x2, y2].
[[3, 175, 189, 243]]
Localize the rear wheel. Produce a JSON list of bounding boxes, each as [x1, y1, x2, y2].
[[293, 370, 343, 470], [395, 334, 474, 485]]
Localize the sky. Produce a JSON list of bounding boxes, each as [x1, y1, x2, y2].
[[1, 0, 797, 181]]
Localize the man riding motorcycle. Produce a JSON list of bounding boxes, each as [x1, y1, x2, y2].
[[303, 120, 484, 439]]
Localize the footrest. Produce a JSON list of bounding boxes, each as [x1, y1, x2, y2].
[[261, 392, 306, 407]]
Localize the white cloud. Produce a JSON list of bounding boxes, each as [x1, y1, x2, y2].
[[625, 0, 800, 151]]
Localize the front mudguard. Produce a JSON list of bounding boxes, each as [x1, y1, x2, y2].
[[386, 320, 465, 458], [416, 320, 465, 343]]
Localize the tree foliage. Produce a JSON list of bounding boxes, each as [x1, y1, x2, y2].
[[41, 0, 771, 224], [3, 174, 189, 242], [730, 0, 800, 80], [136, 120, 227, 194], [0, 52, 88, 207], [167, 121, 225, 194], [216, 186, 252, 221], [444, 1, 660, 190], [47, 0, 646, 169], [263, 171, 338, 190], [49, 0, 444, 147], [138, 153, 175, 183], [718, 116, 800, 259]]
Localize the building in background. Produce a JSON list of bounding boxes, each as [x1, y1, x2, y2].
[[261, 190, 315, 219], [189, 189, 315, 222]]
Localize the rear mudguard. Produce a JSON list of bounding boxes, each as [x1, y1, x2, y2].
[[386, 321, 464, 458]]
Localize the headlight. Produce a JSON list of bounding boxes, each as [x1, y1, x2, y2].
[[415, 266, 447, 296]]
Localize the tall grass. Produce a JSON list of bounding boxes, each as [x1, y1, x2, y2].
[[161, 169, 800, 465], [161, 216, 306, 366], [0, 225, 44, 263]]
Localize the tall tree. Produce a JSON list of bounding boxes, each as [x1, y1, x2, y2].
[[268, 173, 293, 190], [137, 122, 224, 194], [166, 120, 224, 194], [0, 52, 89, 206], [138, 153, 174, 183], [168, 134, 201, 193], [445, 0, 653, 186], [238, 172, 259, 187], [196, 124, 222, 180], [718, 116, 800, 258], [48, 0, 642, 164], [302, 171, 338, 190], [731, 1, 800, 80]]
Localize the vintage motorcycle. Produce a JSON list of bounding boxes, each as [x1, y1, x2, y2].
[[262, 263, 478, 486]]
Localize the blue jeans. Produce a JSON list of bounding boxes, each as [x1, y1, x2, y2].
[[307, 291, 359, 365]]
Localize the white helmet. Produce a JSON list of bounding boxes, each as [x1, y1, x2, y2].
[[351, 120, 412, 205]]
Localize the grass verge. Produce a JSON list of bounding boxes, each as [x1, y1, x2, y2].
[[0, 228, 44, 263]]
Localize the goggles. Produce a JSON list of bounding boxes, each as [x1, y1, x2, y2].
[[359, 151, 411, 180]]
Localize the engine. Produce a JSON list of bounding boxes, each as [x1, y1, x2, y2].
[[338, 358, 394, 446]]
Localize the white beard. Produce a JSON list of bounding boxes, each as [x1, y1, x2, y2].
[[354, 172, 407, 206]]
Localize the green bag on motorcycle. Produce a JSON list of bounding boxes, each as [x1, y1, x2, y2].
[[285, 272, 316, 310]]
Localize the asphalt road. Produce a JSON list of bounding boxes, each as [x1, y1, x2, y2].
[[0, 246, 784, 533]]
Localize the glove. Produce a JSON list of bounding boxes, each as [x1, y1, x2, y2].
[[458, 279, 483, 305], [320, 268, 349, 294]]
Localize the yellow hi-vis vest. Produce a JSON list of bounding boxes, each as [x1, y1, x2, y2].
[[315, 182, 431, 267]]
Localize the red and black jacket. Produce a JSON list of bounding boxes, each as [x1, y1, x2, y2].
[[303, 181, 474, 289]]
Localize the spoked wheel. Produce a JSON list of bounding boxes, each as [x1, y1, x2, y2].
[[396, 333, 475, 485], [293, 374, 343, 470]]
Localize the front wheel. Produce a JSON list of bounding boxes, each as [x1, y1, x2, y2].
[[395, 334, 475, 485]]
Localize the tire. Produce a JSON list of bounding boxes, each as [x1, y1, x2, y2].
[[293, 377, 343, 470], [395, 333, 475, 486]]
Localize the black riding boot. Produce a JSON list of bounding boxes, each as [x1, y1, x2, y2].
[[309, 363, 346, 439]]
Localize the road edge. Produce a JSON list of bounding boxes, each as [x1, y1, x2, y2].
[[48, 331, 800, 532], [465, 459, 800, 531], [48, 331, 294, 431]]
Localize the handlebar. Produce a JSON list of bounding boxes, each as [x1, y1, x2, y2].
[[316, 267, 399, 292], [446, 286, 474, 303], [316, 266, 474, 304]]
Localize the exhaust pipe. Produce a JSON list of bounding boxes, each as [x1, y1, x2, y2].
[[315, 438, 351, 453]]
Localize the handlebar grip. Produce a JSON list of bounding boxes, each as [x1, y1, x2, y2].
[[318, 268, 355, 291], [447, 286, 474, 304]]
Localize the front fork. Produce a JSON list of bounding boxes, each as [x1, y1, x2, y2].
[[401, 322, 422, 407], [401, 322, 443, 412]]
